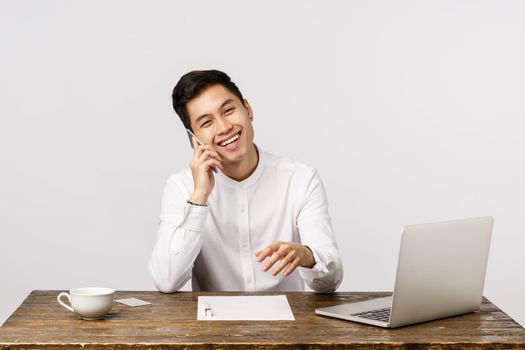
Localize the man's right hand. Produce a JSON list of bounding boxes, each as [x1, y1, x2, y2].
[[189, 136, 224, 205]]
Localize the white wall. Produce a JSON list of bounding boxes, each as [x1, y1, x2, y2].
[[1, 0, 524, 327]]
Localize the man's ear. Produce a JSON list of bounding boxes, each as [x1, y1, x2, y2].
[[244, 99, 254, 120]]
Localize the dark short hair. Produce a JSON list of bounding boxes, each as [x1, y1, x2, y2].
[[171, 70, 245, 131]]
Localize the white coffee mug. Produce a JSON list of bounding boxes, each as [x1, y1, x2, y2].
[[57, 287, 115, 320]]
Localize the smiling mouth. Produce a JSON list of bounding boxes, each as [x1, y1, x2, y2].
[[218, 131, 241, 147]]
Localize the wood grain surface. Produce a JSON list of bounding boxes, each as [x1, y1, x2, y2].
[[0, 291, 524, 349]]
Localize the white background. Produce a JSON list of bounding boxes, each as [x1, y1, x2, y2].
[[1, 1, 524, 327]]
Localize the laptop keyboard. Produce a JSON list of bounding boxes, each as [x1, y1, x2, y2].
[[351, 307, 391, 322]]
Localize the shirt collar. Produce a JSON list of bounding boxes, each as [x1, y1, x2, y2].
[[216, 144, 265, 188]]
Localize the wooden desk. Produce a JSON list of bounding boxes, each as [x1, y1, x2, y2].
[[1, 291, 524, 349]]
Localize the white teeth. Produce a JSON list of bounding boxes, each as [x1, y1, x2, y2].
[[219, 133, 240, 146]]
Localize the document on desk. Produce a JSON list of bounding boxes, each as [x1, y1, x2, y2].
[[197, 295, 295, 321]]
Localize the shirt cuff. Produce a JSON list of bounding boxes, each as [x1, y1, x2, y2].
[[180, 202, 209, 231], [297, 245, 329, 281]]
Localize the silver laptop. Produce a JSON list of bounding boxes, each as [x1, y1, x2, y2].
[[315, 216, 494, 328]]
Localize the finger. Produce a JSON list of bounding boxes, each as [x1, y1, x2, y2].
[[263, 244, 290, 272], [256, 242, 280, 262], [283, 256, 301, 276], [192, 142, 205, 161], [202, 155, 223, 172], [263, 252, 282, 272], [200, 158, 223, 173], [271, 250, 297, 276], [215, 160, 224, 172], [197, 150, 222, 164], [192, 142, 217, 159], [197, 143, 218, 152], [193, 152, 218, 171], [256, 247, 272, 262], [255, 249, 268, 258], [210, 159, 224, 172], [191, 136, 198, 150]]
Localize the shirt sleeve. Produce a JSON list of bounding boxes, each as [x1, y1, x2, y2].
[[148, 175, 209, 293], [296, 170, 344, 292]]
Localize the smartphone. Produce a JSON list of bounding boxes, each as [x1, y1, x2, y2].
[[186, 129, 218, 173], [186, 128, 201, 149]]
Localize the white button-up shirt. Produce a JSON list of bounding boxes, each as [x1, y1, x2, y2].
[[149, 148, 343, 292]]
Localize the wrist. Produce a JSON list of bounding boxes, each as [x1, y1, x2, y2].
[[187, 200, 207, 207], [189, 193, 209, 206], [302, 245, 316, 268]]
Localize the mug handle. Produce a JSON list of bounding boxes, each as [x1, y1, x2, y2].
[[57, 292, 74, 312]]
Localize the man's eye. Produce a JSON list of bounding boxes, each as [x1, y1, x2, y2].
[[225, 108, 234, 114], [201, 121, 211, 127]]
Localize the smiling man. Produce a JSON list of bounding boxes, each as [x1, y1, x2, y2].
[[149, 70, 343, 292]]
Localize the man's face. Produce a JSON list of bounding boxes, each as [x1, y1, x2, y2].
[[187, 84, 254, 164]]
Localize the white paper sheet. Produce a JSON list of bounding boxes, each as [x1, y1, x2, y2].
[[115, 297, 151, 307], [197, 295, 295, 321]]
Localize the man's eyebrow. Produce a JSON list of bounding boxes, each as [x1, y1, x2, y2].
[[195, 113, 210, 125], [195, 99, 235, 124], [221, 99, 234, 108]]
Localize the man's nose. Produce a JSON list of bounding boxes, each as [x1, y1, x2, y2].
[[216, 115, 233, 134]]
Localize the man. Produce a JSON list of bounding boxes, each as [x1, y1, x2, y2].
[[149, 70, 343, 292]]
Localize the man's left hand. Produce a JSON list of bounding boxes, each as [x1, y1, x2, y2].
[[255, 241, 315, 277]]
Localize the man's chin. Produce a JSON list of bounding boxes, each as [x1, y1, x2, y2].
[[220, 154, 243, 164], [218, 145, 243, 159]]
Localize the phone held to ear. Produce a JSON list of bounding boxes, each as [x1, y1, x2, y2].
[[186, 129, 218, 174]]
